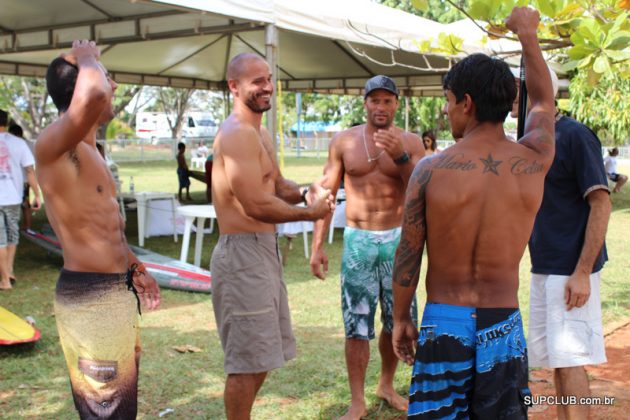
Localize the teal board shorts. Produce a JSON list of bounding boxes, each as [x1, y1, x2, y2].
[[341, 226, 417, 340]]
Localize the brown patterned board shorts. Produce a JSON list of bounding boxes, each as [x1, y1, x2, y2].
[[54, 269, 140, 419], [211, 232, 296, 374]]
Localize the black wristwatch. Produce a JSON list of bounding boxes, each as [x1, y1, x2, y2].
[[394, 151, 410, 165], [301, 187, 309, 204]]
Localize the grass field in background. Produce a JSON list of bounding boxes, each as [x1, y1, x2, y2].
[[1, 158, 629, 419]]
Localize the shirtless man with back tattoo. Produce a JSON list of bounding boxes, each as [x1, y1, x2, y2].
[[391, 7, 555, 419]]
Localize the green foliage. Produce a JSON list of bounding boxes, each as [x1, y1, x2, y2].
[[379, 0, 464, 23], [569, 69, 630, 145], [401, 0, 629, 144], [437, 1, 630, 82], [105, 119, 135, 140], [411, 0, 429, 12], [0, 76, 56, 138]]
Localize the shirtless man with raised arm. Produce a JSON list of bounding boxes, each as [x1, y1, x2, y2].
[[35, 40, 160, 419], [392, 7, 555, 419], [210, 52, 334, 420], [310, 75, 424, 420]]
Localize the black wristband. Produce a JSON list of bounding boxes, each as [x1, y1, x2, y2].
[[301, 187, 309, 204], [393, 151, 410, 165]]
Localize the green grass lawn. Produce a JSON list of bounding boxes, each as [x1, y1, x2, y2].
[[1, 158, 629, 419]]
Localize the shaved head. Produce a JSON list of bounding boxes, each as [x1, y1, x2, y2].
[[227, 53, 267, 81]]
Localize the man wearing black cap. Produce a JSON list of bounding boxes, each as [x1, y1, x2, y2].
[[310, 75, 424, 419]]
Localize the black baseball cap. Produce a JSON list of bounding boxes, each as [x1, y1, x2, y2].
[[364, 75, 399, 98]]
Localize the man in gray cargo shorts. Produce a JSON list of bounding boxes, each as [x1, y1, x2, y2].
[[211, 233, 295, 374], [210, 53, 334, 420]]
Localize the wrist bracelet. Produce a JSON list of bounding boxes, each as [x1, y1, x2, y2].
[[394, 151, 410, 165]]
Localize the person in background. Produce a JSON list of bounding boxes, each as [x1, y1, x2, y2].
[[421, 130, 438, 156], [8, 123, 38, 231], [197, 142, 209, 159], [516, 58, 612, 420], [1, 113, 41, 289], [604, 147, 627, 193], [176, 142, 192, 202]]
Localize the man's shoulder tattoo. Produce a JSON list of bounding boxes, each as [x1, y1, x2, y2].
[[509, 156, 544, 175], [433, 153, 477, 172]]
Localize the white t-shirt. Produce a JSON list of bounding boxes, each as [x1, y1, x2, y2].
[[196, 145, 209, 157], [604, 155, 617, 174], [0, 132, 35, 206], [21, 138, 35, 179]]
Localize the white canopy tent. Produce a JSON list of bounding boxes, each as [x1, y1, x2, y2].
[[0, 0, 535, 139]]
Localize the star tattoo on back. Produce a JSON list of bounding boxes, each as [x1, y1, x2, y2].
[[479, 153, 502, 175]]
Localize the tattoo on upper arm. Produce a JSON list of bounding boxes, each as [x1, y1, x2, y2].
[[522, 112, 555, 154], [394, 165, 432, 287], [479, 153, 502, 175]]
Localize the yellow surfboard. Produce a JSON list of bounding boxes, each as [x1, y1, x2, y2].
[[0, 306, 41, 345]]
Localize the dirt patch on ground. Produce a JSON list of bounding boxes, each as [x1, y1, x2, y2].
[[529, 321, 630, 419]]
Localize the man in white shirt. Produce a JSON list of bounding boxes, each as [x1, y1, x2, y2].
[[0, 110, 41, 289]]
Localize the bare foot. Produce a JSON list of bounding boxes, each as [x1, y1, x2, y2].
[[0, 281, 12, 290], [376, 387, 408, 412], [339, 402, 367, 420]]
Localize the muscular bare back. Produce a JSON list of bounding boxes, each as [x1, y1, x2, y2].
[[36, 137, 127, 272], [421, 136, 546, 307]]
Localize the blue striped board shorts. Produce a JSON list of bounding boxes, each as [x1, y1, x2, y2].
[[408, 303, 530, 419]]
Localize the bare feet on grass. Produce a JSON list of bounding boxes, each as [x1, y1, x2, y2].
[[375, 386, 408, 411], [339, 401, 368, 420]]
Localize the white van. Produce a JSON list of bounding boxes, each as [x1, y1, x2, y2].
[[135, 112, 218, 141], [182, 112, 218, 139]]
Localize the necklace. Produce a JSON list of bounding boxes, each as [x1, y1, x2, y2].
[[362, 126, 385, 162]]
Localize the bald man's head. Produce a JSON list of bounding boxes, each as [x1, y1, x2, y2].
[[226, 53, 267, 81]]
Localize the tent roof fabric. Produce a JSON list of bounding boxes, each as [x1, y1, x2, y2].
[[0, 0, 533, 96]]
